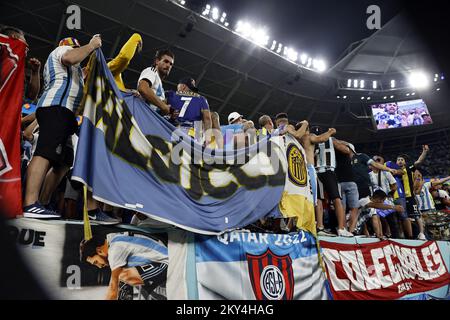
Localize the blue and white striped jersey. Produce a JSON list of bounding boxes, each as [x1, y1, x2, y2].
[[37, 46, 84, 113], [106, 233, 168, 271], [416, 182, 435, 211]]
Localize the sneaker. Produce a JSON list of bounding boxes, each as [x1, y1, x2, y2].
[[88, 209, 120, 224], [317, 228, 337, 237], [337, 228, 355, 237], [23, 202, 61, 219], [417, 233, 427, 240]]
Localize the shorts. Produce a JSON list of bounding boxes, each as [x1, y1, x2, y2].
[[307, 164, 317, 206], [394, 197, 408, 221], [136, 263, 168, 300], [317, 170, 341, 200], [34, 106, 77, 167], [406, 197, 421, 219], [136, 263, 168, 285], [339, 181, 359, 210]]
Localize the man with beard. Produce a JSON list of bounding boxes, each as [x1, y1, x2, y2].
[[375, 103, 402, 129], [138, 49, 174, 115]]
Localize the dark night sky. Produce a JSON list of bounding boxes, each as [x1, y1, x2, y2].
[[201, 0, 405, 65]]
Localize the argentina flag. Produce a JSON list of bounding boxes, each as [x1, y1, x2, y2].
[[72, 49, 286, 234]]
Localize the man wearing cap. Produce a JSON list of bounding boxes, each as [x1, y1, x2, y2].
[[166, 77, 211, 144], [220, 112, 244, 148], [23, 34, 102, 219]]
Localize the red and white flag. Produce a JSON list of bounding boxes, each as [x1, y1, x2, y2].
[[321, 240, 450, 300], [0, 34, 26, 217]]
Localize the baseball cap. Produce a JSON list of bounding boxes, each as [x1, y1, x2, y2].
[[228, 112, 243, 124], [58, 37, 80, 48], [179, 77, 198, 93]]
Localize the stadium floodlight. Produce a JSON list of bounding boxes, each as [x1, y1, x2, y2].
[[437, 88, 441, 91], [276, 43, 283, 54], [347, 79, 352, 88], [285, 47, 298, 62], [353, 79, 358, 88], [212, 7, 220, 20], [343, 95, 347, 99], [300, 53, 308, 65], [383, 96, 387, 99], [180, 0, 186, 5], [361, 97, 365, 100], [202, 4, 211, 15], [220, 12, 226, 23], [411, 92, 416, 95], [314, 59, 326, 72], [306, 57, 312, 68], [236, 21, 252, 37], [360, 80, 365, 89], [390, 95, 394, 98], [270, 40, 277, 50], [408, 71, 430, 89], [441, 74, 445, 80], [337, 95, 341, 99], [367, 97, 371, 100], [390, 80, 396, 88], [252, 28, 269, 46], [224, 22, 229, 27], [372, 81, 377, 89], [406, 93, 410, 96]]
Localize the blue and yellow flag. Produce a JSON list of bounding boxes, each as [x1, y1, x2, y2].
[[72, 49, 286, 235]]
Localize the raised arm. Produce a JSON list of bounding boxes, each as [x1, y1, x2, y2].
[[107, 33, 142, 75], [61, 35, 102, 66], [286, 120, 309, 139], [27, 58, 41, 101], [431, 176, 450, 187], [333, 138, 352, 155], [414, 145, 429, 166], [369, 160, 396, 175], [310, 128, 336, 144]]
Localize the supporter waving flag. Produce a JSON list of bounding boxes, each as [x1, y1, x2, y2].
[[72, 49, 286, 234]]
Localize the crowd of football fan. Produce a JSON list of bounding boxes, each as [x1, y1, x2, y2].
[[3, 26, 450, 240]]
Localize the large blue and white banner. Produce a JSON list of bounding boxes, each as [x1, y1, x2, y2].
[[72, 50, 286, 234], [195, 230, 329, 300]]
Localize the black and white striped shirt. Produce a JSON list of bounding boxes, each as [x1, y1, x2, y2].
[[314, 138, 336, 173]]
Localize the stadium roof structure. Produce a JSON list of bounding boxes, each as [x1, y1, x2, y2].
[[1, 0, 448, 145]]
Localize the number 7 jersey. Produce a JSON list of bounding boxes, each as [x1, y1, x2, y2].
[[166, 90, 209, 128]]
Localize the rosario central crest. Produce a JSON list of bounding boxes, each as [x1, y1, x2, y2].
[[246, 249, 294, 300]]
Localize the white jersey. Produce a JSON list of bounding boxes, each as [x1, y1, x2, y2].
[[369, 170, 396, 195], [106, 233, 168, 271], [416, 182, 435, 211], [37, 46, 84, 113], [314, 137, 336, 173], [138, 66, 165, 112]]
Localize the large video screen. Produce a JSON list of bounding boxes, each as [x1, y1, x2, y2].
[[370, 99, 433, 130]]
